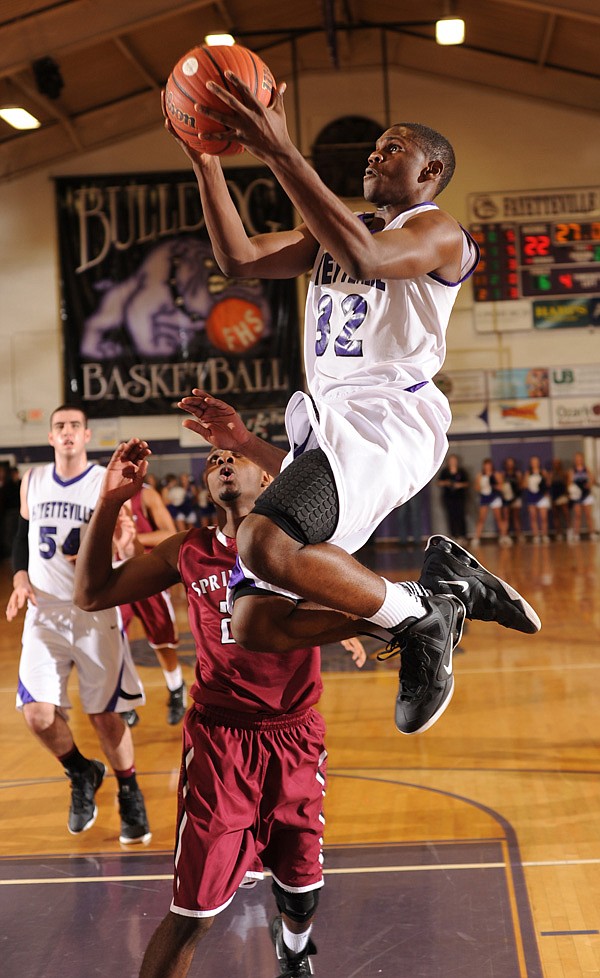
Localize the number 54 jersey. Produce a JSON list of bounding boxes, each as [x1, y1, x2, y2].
[[26, 463, 106, 604]]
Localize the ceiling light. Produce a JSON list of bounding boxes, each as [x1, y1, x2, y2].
[[204, 33, 235, 46], [0, 106, 41, 130], [435, 16, 465, 45]]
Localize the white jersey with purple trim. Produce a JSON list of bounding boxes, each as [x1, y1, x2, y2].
[[26, 463, 106, 605], [283, 204, 479, 553], [305, 203, 477, 394]]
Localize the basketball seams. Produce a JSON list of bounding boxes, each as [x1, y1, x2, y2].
[[202, 46, 235, 95], [194, 47, 237, 154], [169, 58, 232, 152], [166, 44, 273, 155], [246, 50, 260, 96], [170, 70, 198, 112]]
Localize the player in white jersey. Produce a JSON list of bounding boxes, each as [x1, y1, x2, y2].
[[165, 80, 541, 738], [6, 405, 151, 843]]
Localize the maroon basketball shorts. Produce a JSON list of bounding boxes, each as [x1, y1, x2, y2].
[[171, 704, 327, 917], [120, 590, 178, 648]]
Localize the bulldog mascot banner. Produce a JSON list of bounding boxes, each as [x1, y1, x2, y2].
[[55, 169, 301, 419]]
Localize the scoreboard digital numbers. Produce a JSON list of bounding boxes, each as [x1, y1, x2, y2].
[[468, 186, 600, 332]]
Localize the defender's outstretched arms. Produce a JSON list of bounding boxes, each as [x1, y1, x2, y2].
[[74, 439, 183, 612], [178, 389, 287, 478]]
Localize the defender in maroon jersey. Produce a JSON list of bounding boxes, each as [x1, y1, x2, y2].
[[74, 437, 366, 978]]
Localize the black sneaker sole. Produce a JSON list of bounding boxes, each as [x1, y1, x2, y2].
[[167, 707, 186, 725], [68, 804, 99, 835], [423, 535, 541, 634], [119, 828, 152, 845], [396, 676, 456, 736]]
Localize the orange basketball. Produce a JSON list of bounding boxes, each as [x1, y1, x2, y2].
[[205, 297, 266, 352], [164, 44, 275, 156]]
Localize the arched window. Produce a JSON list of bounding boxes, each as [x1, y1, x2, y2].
[[312, 116, 382, 197]]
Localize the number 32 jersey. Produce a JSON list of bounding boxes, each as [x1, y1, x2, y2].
[[26, 463, 105, 604], [305, 203, 478, 395]]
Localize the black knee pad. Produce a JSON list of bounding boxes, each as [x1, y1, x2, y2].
[[272, 880, 320, 923], [252, 448, 339, 545]]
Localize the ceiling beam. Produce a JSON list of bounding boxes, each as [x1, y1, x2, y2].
[[376, 30, 600, 116], [112, 37, 160, 91], [11, 72, 84, 151], [491, 0, 600, 27], [0, 88, 164, 184], [213, 1, 235, 31], [0, 0, 216, 79], [537, 14, 557, 67]]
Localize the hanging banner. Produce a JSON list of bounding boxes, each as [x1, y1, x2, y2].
[[55, 169, 301, 417]]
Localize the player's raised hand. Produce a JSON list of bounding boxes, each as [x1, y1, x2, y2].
[[160, 90, 219, 169], [113, 505, 143, 561], [341, 637, 367, 669], [199, 74, 290, 162], [178, 389, 252, 450], [101, 439, 151, 504]]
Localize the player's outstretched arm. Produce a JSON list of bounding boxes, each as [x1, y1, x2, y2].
[[74, 440, 182, 611], [161, 90, 316, 280], [179, 389, 286, 477], [101, 438, 151, 504], [6, 471, 36, 621], [201, 74, 463, 282]]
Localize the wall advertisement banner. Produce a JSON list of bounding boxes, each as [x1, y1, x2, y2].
[[55, 169, 301, 418]]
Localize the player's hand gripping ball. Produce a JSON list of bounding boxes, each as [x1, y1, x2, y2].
[[165, 44, 275, 155]]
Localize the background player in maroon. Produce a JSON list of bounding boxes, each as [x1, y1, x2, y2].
[[74, 437, 365, 978], [116, 483, 186, 725]]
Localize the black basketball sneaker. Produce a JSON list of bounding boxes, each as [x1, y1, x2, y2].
[[419, 535, 541, 634], [379, 594, 466, 735], [271, 916, 317, 977]]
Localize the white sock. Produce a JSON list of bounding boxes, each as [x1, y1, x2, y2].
[[163, 665, 183, 692], [368, 579, 428, 628], [282, 919, 312, 955]]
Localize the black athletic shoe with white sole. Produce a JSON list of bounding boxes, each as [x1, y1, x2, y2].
[[118, 784, 152, 845], [271, 916, 317, 977], [419, 535, 541, 634], [67, 759, 106, 834], [120, 709, 140, 727], [167, 682, 187, 725], [379, 594, 466, 735]]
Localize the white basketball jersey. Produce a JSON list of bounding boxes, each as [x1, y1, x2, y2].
[[304, 203, 478, 399], [26, 463, 106, 604]]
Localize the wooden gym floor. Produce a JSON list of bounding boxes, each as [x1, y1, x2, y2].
[[1, 539, 599, 977]]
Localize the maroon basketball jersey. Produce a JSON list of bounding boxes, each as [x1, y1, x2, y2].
[[179, 527, 322, 715], [131, 486, 156, 551]]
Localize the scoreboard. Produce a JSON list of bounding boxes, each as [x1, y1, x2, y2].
[[468, 186, 600, 330]]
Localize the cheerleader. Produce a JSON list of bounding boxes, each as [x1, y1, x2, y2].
[[567, 452, 598, 541], [521, 456, 550, 543], [472, 458, 510, 546], [501, 456, 523, 540]]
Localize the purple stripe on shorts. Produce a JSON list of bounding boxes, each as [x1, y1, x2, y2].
[[17, 677, 36, 704]]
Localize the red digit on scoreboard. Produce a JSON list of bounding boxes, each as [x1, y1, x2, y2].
[[523, 234, 551, 259]]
